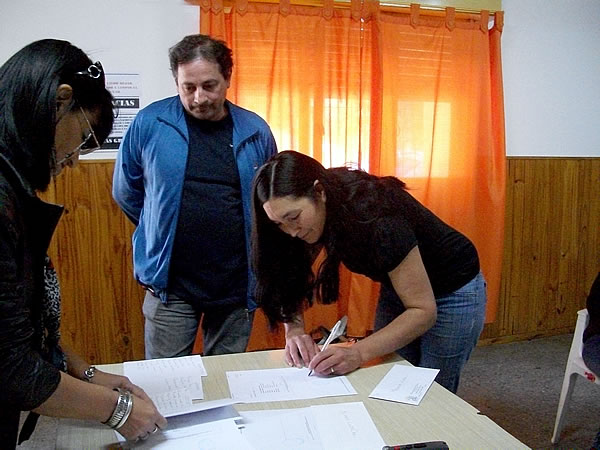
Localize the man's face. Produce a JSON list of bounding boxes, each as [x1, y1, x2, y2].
[[175, 58, 230, 121]]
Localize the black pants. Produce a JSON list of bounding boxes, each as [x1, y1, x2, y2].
[[0, 408, 19, 450]]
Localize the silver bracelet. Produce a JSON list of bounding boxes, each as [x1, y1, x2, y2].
[[114, 392, 134, 430], [103, 389, 131, 429]]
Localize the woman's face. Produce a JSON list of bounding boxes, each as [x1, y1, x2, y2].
[[263, 186, 327, 244], [53, 106, 100, 176]]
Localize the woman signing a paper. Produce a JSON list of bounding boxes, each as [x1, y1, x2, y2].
[[251, 151, 487, 393]]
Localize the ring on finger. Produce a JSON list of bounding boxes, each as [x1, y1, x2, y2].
[[151, 426, 159, 434], [330, 366, 335, 374]]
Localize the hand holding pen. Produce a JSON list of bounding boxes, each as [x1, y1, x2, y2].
[[308, 317, 346, 376]]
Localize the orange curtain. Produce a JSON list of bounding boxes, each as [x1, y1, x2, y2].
[[375, 6, 506, 327], [198, 1, 506, 341]]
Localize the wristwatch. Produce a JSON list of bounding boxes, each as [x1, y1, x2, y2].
[[83, 365, 97, 382]]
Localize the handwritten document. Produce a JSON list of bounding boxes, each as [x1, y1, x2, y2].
[[369, 364, 439, 405], [226, 367, 357, 403], [123, 355, 207, 416], [240, 402, 385, 450]]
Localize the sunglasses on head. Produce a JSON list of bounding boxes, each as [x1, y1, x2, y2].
[[75, 61, 105, 86]]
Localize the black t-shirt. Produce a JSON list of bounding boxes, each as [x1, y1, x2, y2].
[[336, 188, 479, 297], [168, 112, 247, 310]]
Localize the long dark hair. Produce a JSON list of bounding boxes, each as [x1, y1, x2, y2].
[[0, 39, 114, 191], [251, 150, 406, 328]]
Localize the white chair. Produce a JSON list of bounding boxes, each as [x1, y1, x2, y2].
[[551, 309, 600, 444]]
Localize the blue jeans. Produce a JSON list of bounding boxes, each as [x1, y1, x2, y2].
[[142, 291, 254, 359], [374, 272, 487, 393], [583, 334, 600, 376]]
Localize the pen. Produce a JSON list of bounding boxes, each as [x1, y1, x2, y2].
[[307, 317, 344, 376]]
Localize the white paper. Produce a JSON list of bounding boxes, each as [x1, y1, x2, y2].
[[242, 409, 322, 450], [115, 401, 242, 443], [123, 355, 207, 416], [240, 402, 385, 450], [369, 364, 439, 405], [151, 388, 196, 417], [153, 394, 238, 419], [165, 400, 241, 432], [98, 73, 141, 154], [226, 367, 357, 403], [132, 418, 254, 450]]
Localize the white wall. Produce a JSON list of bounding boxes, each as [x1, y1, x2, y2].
[[2, 0, 599, 157], [0, 0, 199, 109], [502, 0, 600, 156]]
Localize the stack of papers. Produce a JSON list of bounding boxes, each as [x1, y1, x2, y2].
[[130, 401, 384, 450], [123, 355, 207, 416], [118, 357, 440, 448]]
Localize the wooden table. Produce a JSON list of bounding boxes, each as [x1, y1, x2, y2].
[[56, 350, 529, 449]]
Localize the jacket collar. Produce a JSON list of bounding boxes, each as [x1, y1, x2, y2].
[[0, 152, 36, 199], [157, 97, 259, 148], [0, 151, 64, 253]]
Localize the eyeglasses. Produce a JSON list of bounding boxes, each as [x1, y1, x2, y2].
[[75, 61, 105, 86], [55, 107, 101, 166], [78, 107, 101, 154]]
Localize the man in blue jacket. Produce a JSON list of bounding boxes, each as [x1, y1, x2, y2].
[[113, 34, 277, 358]]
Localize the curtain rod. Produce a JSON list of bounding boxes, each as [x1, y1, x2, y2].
[[380, 2, 499, 15], [217, 0, 499, 16]]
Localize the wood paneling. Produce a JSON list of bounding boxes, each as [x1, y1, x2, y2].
[[480, 158, 600, 344], [40, 157, 600, 364], [43, 163, 145, 364]]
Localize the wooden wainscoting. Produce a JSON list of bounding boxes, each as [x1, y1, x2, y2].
[[479, 157, 600, 344], [43, 162, 145, 364], [40, 157, 600, 364]]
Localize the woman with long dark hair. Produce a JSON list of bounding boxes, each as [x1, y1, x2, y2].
[[252, 150, 487, 393], [0, 39, 166, 448]]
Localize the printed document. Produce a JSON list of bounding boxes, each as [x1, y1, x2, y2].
[[226, 367, 357, 403], [369, 364, 439, 405]]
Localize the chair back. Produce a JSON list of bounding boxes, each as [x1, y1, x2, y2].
[[572, 309, 589, 360]]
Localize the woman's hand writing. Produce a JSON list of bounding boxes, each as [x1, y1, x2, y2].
[[307, 345, 362, 376]]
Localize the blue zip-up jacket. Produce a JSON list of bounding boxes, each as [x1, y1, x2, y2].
[[112, 96, 277, 309]]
